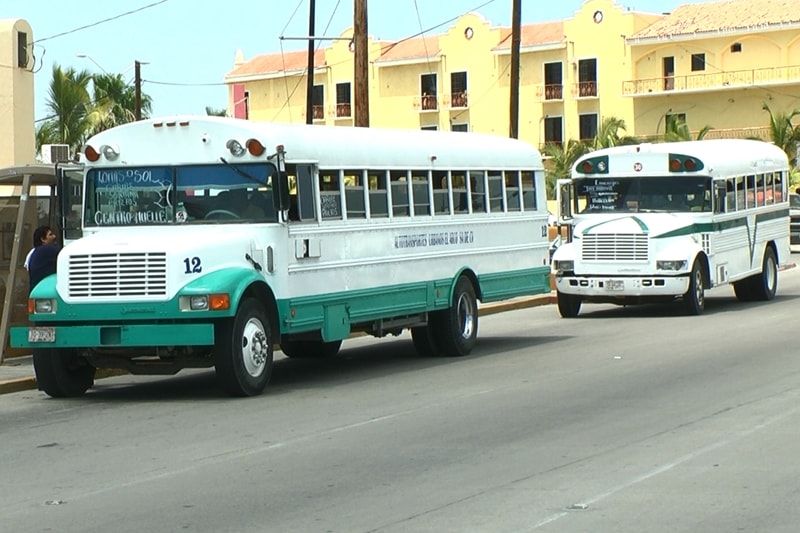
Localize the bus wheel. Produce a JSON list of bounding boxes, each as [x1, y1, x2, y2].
[[281, 339, 342, 359], [33, 348, 95, 398], [214, 298, 273, 397], [750, 247, 778, 301], [431, 276, 478, 357], [733, 279, 753, 302], [411, 325, 441, 357], [683, 260, 705, 315], [556, 291, 582, 318]]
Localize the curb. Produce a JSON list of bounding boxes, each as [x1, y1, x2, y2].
[[0, 293, 557, 396]]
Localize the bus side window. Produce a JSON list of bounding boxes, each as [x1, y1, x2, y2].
[[470, 171, 487, 213], [432, 170, 449, 215], [320, 170, 342, 220], [735, 176, 745, 211], [452, 170, 469, 214], [368, 169, 388, 218], [521, 171, 536, 211], [505, 171, 521, 211], [487, 170, 504, 212], [293, 164, 316, 221], [390, 170, 410, 217], [774, 171, 785, 202], [344, 169, 366, 219], [411, 171, 430, 216]]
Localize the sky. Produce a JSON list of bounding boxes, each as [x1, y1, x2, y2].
[[3, 0, 712, 123]]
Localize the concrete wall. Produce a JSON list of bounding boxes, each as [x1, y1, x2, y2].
[[0, 19, 35, 166]]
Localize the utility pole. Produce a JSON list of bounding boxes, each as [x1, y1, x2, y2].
[[134, 60, 142, 121], [353, 0, 369, 127], [509, 0, 521, 138], [306, 0, 316, 125]]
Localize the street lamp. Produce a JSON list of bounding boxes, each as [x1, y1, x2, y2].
[[75, 53, 108, 74]]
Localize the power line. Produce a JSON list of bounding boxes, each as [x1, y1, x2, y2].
[[33, 0, 170, 43]]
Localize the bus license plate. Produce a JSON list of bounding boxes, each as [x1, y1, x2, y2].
[[28, 327, 55, 343], [606, 280, 624, 291]]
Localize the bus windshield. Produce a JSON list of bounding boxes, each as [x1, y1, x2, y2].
[[85, 162, 278, 226], [574, 176, 711, 214]]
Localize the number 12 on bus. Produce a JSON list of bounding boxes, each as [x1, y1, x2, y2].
[[552, 139, 791, 318], [10, 117, 552, 397]]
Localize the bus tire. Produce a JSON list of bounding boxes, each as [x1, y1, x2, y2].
[[733, 279, 753, 302], [281, 339, 342, 359], [431, 276, 478, 357], [33, 348, 95, 398], [750, 247, 778, 301], [214, 298, 273, 397], [683, 260, 705, 315], [411, 325, 441, 357], [557, 291, 582, 318]]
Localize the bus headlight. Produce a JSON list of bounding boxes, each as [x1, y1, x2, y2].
[[553, 260, 574, 272], [657, 260, 687, 271], [180, 294, 231, 311], [30, 299, 56, 314]]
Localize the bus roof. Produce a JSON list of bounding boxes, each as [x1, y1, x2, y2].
[[573, 139, 789, 177], [85, 116, 544, 171]]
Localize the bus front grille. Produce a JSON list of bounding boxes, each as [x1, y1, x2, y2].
[[67, 252, 168, 297], [581, 234, 649, 261]]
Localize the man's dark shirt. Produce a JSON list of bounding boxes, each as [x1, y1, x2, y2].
[[28, 244, 59, 292]]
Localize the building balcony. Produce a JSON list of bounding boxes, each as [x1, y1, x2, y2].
[[312, 105, 325, 121], [446, 92, 469, 109], [535, 84, 564, 102], [637, 126, 771, 143], [333, 103, 352, 118], [574, 81, 598, 98], [623, 65, 800, 96], [413, 94, 439, 112]]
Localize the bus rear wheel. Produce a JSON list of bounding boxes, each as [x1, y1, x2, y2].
[[214, 298, 273, 397], [556, 291, 582, 318], [33, 348, 95, 398], [431, 276, 478, 357], [750, 247, 778, 301], [683, 260, 705, 315], [281, 339, 342, 359]]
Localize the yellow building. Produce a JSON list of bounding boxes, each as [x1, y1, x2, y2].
[[225, 0, 800, 149], [0, 18, 35, 166]]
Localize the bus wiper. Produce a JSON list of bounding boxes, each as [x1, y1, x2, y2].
[[219, 157, 270, 187]]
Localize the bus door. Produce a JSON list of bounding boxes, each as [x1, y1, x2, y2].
[[556, 178, 574, 244], [56, 163, 84, 244]]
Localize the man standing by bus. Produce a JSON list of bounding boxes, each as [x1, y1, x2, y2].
[[27, 225, 59, 292]]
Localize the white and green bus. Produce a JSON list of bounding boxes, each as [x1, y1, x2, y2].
[[552, 139, 791, 318], [11, 116, 551, 397]]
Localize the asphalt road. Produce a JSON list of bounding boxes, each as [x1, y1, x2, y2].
[[2, 267, 800, 532]]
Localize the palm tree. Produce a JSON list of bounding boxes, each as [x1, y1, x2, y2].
[[663, 115, 712, 142], [205, 106, 227, 117], [543, 139, 590, 199], [89, 72, 152, 132], [762, 102, 800, 167], [40, 64, 93, 155], [591, 117, 639, 149]]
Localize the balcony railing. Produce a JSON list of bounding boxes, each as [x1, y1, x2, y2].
[[334, 103, 352, 118], [623, 64, 800, 96], [637, 126, 771, 143], [575, 81, 598, 98], [312, 105, 324, 121], [447, 91, 469, 109], [413, 94, 439, 111], [534, 84, 564, 102]]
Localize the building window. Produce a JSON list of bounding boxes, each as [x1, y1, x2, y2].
[[421, 125, 437, 131], [663, 56, 675, 90], [579, 114, 598, 141], [577, 58, 597, 97], [544, 62, 563, 100], [450, 71, 468, 108], [544, 116, 563, 145], [731, 43, 742, 53], [312, 85, 324, 121], [336, 82, 351, 118], [17, 31, 28, 68], [691, 53, 706, 72], [451, 123, 468, 132], [664, 113, 687, 133], [420, 73, 438, 110]]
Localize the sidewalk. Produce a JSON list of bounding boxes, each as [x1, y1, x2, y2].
[[0, 293, 558, 396]]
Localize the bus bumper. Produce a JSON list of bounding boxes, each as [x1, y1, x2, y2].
[[554, 274, 690, 297], [9, 323, 216, 349]]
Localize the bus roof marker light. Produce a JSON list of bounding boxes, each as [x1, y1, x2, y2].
[[226, 139, 246, 157], [84, 145, 100, 162], [100, 144, 120, 161], [581, 161, 593, 173], [246, 138, 265, 157]]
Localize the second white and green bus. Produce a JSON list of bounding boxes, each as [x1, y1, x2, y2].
[[552, 139, 790, 317], [11, 116, 552, 397]]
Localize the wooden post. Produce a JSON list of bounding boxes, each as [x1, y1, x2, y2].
[[354, 0, 369, 127], [509, 0, 521, 138]]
